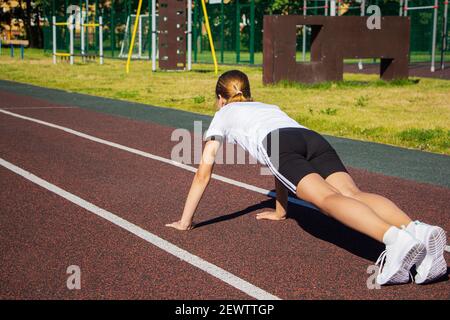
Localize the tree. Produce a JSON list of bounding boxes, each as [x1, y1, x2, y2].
[[267, 0, 302, 15], [0, 0, 49, 47], [18, 0, 48, 47]]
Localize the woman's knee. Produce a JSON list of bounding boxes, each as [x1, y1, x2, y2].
[[314, 192, 342, 213], [295, 173, 342, 208], [325, 172, 361, 198], [340, 186, 362, 198]]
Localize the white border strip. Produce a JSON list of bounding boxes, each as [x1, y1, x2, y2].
[[0, 108, 317, 210], [0, 157, 280, 300]]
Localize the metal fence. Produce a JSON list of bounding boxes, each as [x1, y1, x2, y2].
[[42, 0, 449, 67]]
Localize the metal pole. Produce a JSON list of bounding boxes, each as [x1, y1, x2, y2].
[[236, 0, 240, 64], [126, 0, 131, 60], [21, 44, 24, 60], [126, 0, 143, 73], [358, 0, 365, 70], [111, 1, 116, 58], [81, 2, 85, 60], [441, 0, 449, 70], [430, 0, 438, 72], [193, 0, 198, 63], [373, 0, 379, 63], [302, 0, 306, 62], [95, 0, 99, 53], [220, 0, 224, 63], [404, 0, 410, 65], [152, 0, 156, 71], [86, 0, 90, 55], [10, 44, 14, 58], [70, 16, 74, 65], [148, 0, 151, 60], [138, 14, 142, 58], [399, 0, 404, 16], [52, 16, 57, 64], [330, 0, 336, 16], [325, 0, 329, 16], [99, 16, 103, 64], [200, 0, 218, 73], [249, 0, 254, 64], [65, 0, 69, 49], [188, 0, 192, 70]]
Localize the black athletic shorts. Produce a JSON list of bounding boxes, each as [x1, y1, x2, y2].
[[260, 127, 348, 193]]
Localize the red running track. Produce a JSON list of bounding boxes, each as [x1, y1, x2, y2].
[[0, 91, 449, 299]]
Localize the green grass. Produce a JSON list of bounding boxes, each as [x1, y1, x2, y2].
[[193, 95, 206, 104], [355, 95, 370, 108], [193, 50, 449, 65], [397, 128, 450, 152], [1, 48, 449, 155]]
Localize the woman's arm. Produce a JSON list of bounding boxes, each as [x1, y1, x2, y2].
[[256, 178, 288, 221], [166, 139, 221, 231]]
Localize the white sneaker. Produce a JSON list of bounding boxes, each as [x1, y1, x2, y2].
[[407, 221, 448, 284], [376, 229, 426, 285]]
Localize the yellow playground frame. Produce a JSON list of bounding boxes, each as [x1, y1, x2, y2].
[[126, 0, 218, 74]]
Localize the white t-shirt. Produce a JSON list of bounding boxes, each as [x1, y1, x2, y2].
[[204, 101, 309, 164]]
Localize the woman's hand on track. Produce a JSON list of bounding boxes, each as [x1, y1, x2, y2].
[[165, 221, 194, 231], [256, 210, 286, 221]]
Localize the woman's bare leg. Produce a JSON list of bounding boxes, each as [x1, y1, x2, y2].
[[296, 173, 392, 242], [325, 172, 412, 228]]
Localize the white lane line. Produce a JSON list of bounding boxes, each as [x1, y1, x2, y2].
[[0, 157, 280, 300], [0, 108, 317, 210], [1, 107, 77, 110]]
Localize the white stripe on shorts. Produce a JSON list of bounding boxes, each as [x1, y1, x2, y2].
[[259, 144, 297, 193]]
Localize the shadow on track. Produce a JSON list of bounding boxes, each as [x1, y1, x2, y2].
[[287, 204, 385, 262], [194, 199, 274, 229], [195, 194, 384, 262]]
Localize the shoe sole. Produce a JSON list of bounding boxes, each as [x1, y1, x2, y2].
[[378, 242, 426, 285], [415, 227, 447, 284]]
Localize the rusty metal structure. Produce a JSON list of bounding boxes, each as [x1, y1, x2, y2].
[[158, 0, 187, 70], [263, 16, 410, 84]]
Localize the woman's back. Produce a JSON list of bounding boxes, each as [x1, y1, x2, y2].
[[205, 101, 308, 163]]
